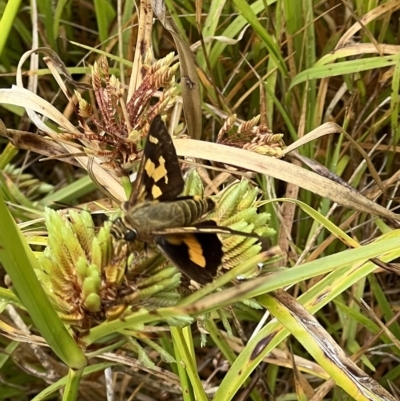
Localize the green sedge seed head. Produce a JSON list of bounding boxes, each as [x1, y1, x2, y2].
[[83, 293, 101, 313], [37, 208, 182, 330]]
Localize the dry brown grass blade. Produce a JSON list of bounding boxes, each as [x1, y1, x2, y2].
[[174, 138, 399, 220], [128, 0, 153, 100], [100, 352, 181, 388], [271, 290, 397, 401], [0, 123, 81, 168], [329, 43, 400, 58], [336, 0, 400, 49], [283, 123, 340, 155], [369, 258, 400, 275], [152, 0, 202, 140], [220, 331, 329, 379], [0, 318, 48, 347], [286, 122, 388, 196], [278, 161, 300, 260], [16, 47, 91, 91], [290, 342, 315, 399], [361, 301, 400, 350]]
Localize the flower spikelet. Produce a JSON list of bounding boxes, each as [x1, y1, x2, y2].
[[217, 114, 285, 158], [1, 164, 54, 200], [37, 208, 181, 329], [58, 54, 180, 175]]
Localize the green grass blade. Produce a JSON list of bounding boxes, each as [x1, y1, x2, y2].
[[0, 0, 23, 57], [291, 55, 399, 87], [62, 368, 84, 401], [232, 0, 288, 77], [0, 191, 86, 369]]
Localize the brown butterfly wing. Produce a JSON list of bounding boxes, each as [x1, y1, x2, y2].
[[128, 115, 184, 206]]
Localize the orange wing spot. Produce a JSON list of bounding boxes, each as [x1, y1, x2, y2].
[[183, 235, 206, 268], [151, 184, 163, 199], [144, 159, 155, 176], [148, 135, 159, 144], [152, 156, 168, 183]]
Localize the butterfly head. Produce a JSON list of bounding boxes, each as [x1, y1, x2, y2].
[[110, 215, 136, 242], [124, 229, 137, 242]]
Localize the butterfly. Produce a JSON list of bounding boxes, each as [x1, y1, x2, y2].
[[117, 115, 260, 284]]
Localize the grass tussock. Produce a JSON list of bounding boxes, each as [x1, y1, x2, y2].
[[0, 1, 400, 400]]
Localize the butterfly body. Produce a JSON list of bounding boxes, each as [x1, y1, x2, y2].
[[121, 197, 215, 242]]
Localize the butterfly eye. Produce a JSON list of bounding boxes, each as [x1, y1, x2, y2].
[[124, 230, 137, 242]]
